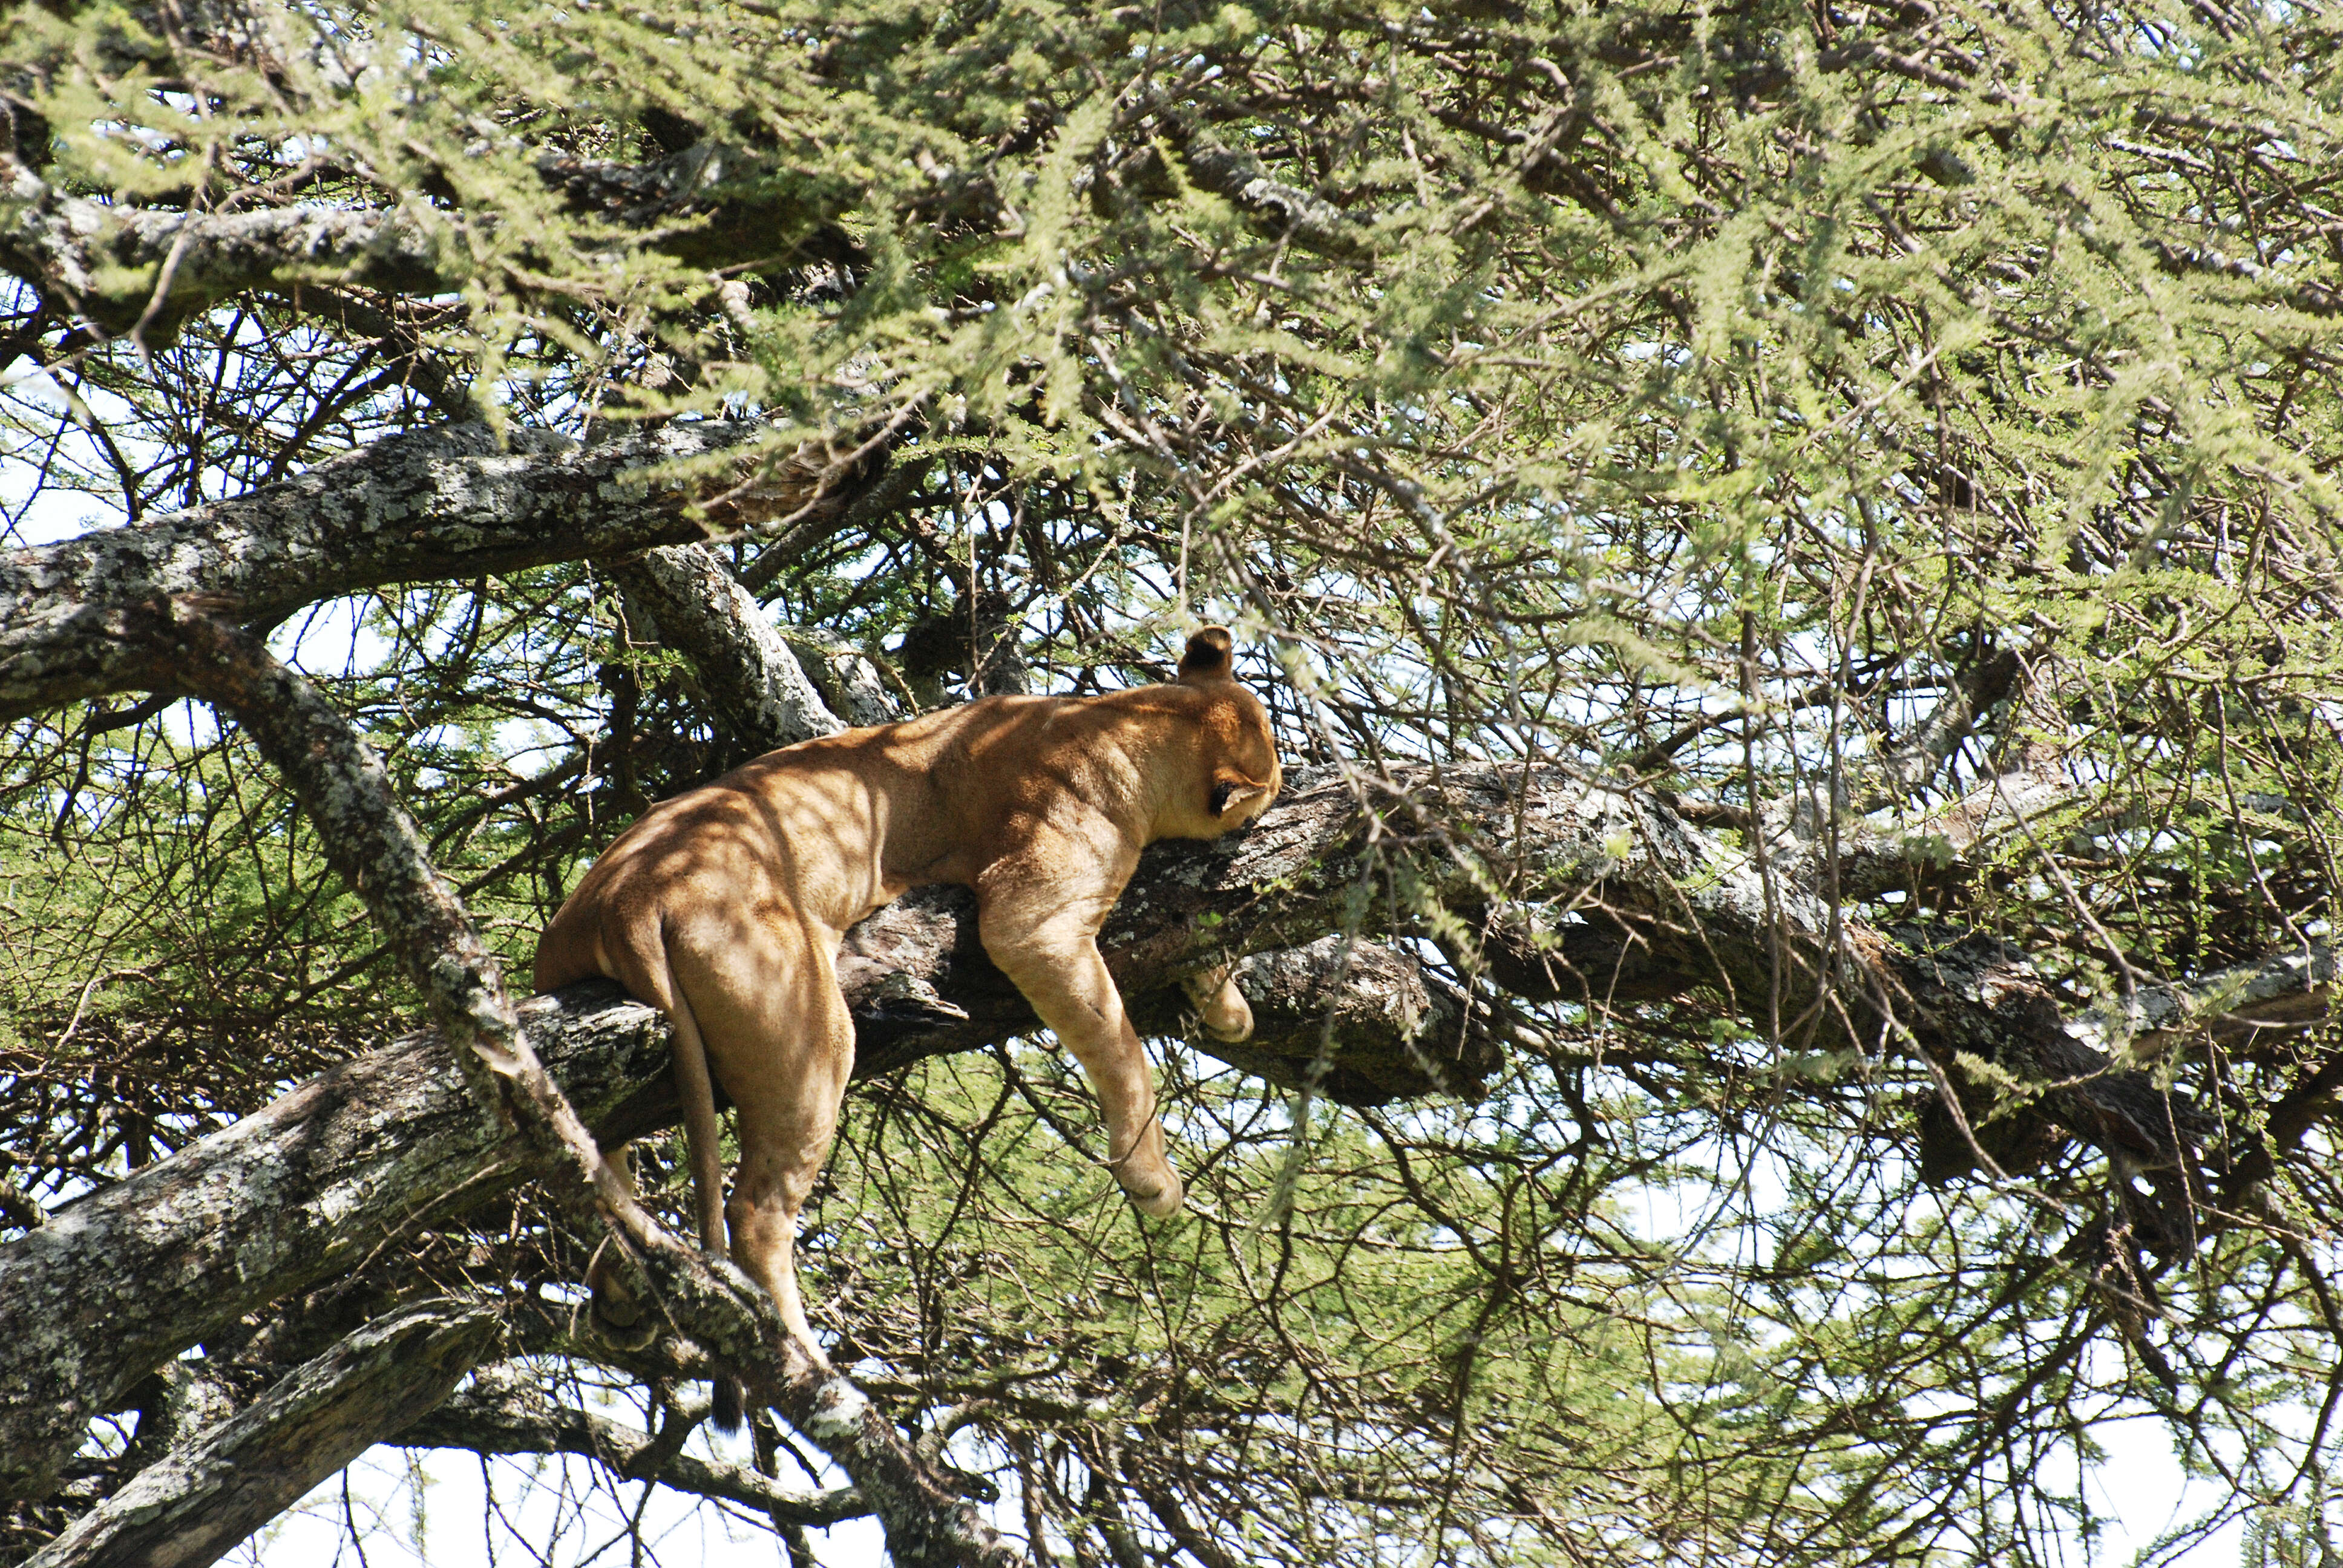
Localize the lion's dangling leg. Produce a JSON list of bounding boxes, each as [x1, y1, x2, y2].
[[978, 878, 1185, 1218], [671, 919, 854, 1366], [722, 966, 852, 1361], [582, 921, 732, 1362]]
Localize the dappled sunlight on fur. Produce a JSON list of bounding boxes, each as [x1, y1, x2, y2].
[[533, 627, 1281, 1410]]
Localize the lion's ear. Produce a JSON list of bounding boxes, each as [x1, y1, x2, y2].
[[1178, 626, 1235, 683]]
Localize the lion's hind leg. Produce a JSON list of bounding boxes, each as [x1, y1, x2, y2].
[[667, 912, 854, 1367], [564, 905, 726, 1362], [585, 911, 746, 1420]]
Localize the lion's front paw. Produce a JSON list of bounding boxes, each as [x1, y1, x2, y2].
[[1127, 1169, 1187, 1218]]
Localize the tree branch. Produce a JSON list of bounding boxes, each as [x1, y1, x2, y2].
[[400, 1367, 869, 1528], [27, 1301, 499, 1568], [0, 144, 845, 340], [0, 417, 884, 722], [0, 979, 669, 1503], [606, 543, 847, 752]]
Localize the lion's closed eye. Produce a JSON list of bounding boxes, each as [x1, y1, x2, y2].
[[1210, 779, 1268, 818]]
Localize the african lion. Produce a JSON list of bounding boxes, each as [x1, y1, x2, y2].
[[534, 626, 1281, 1400]]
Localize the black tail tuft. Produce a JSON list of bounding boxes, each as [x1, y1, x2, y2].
[[711, 1373, 746, 1435]]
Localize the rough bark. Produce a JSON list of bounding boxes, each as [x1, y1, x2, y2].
[[0, 980, 667, 1506], [0, 418, 882, 723], [606, 543, 847, 752], [784, 632, 905, 728], [26, 1302, 499, 1568], [400, 1368, 869, 1528]]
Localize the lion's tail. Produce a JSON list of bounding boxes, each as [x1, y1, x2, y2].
[[654, 931, 748, 1434]]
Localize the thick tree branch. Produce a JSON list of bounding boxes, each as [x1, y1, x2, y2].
[[606, 542, 847, 752], [27, 1301, 499, 1568], [0, 980, 669, 1504], [0, 417, 882, 723]]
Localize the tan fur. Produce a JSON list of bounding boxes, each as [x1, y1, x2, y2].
[[534, 627, 1280, 1357]]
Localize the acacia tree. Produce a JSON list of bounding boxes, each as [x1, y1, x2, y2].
[[2, 0, 2341, 1563]]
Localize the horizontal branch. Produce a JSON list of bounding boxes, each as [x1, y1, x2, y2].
[[0, 419, 879, 723], [0, 143, 841, 339]]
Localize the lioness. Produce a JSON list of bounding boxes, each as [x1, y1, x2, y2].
[[534, 626, 1280, 1393]]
